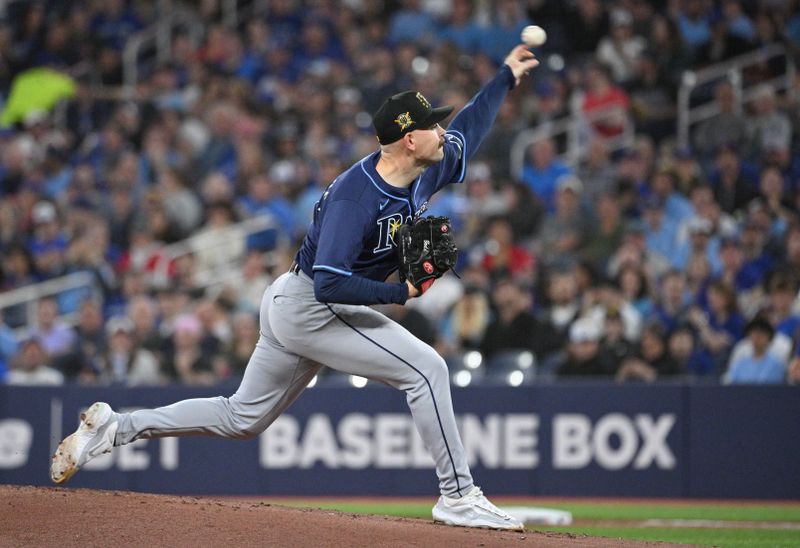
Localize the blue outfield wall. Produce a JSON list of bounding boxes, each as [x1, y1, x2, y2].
[[1, 383, 798, 499]]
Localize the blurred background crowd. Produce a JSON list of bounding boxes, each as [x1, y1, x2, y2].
[[2, 0, 800, 387]]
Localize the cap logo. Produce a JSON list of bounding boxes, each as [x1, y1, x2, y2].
[[394, 112, 413, 131], [415, 92, 431, 109]]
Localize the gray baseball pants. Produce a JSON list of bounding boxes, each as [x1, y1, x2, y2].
[[114, 268, 474, 497]]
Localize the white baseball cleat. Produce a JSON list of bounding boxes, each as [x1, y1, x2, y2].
[[51, 402, 118, 484], [432, 486, 524, 531]]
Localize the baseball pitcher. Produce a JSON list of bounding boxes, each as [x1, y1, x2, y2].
[[51, 45, 540, 531]]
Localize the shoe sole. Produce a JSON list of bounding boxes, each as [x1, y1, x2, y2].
[[432, 508, 525, 532], [51, 403, 112, 484], [433, 518, 525, 532], [51, 433, 80, 484]]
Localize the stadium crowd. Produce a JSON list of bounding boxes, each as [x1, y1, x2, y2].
[[2, 0, 800, 387]]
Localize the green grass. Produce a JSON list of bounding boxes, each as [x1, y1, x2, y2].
[[531, 502, 800, 522], [272, 499, 800, 548], [531, 526, 800, 547]]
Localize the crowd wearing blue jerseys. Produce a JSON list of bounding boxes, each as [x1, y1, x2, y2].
[[1, 0, 800, 386]]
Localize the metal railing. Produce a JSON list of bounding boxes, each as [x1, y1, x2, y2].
[[509, 96, 635, 178], [122, 1, 205, 92], [676, 43, 795, 148], [122, 0, 269, 92], [512, 43, 794, 174], [0, 215, 279, 331], [153, 215, 278, 288], [0, 272, 99, 334]]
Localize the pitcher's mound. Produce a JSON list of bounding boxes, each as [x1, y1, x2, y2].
[[0, 485, 676, 547]]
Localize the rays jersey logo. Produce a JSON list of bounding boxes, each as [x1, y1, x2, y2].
[[374, 213, 409, 253]]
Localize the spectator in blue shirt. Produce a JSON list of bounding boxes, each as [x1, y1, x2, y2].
[[725, 316, 786, 384], [641, 195, 679, 266], [787, 8, 800, 46], [677, 0, 712, 49], [478, 0, 531, 64], [42, 146, 74, 200], [616, 263, 654, 319], [294, 156, 345, 231], [387, 0, 438, 48], [440, 0, 484, 54], [0, 315, 18, 383], [715, 234, 754, 292], [737, 219, 776, 291], [237, 172, 298, 246], [27, 297, 76, 360], [672, 216, 721, 273], [721, 0, 756, 42], [195, 103, 238, 180], [650, 170, 695, 227], [521, 137, 571, 213], [668, 324, 715, 377], [688, 279, 744, 369], [764, 270, 800, 341], [89, 0, 144, 51], [264, 0, 304, 50], [652, 269, 691, 334], [27, 201, 69, 280], [290, 18, 347, 76]]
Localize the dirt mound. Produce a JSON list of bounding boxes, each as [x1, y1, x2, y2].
[[0, 485, 679, 547]]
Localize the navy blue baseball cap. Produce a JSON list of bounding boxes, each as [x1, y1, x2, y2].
[[373, 91, 454, 145]]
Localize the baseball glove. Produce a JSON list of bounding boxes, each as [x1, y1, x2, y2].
[[397, 216, 458, 294]]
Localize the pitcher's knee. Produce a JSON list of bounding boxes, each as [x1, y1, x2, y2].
[[232, 427, 260, 440], [417, 354, 449, 387], [224, 397, 269, 439], [228, 415, 267, 439]]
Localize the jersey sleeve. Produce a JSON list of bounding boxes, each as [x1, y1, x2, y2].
[[424, 64, 516, 192], [447, 64, 515, 161], [429, 132, 468, 193]]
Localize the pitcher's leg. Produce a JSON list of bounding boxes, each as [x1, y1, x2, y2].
[[272, 300, 473, 497], [116, 335, 321, 445]]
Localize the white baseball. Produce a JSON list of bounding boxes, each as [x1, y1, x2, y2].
[[521, 25, 547, 47]]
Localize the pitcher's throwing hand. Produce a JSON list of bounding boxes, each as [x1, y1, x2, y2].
[[504, 45, 540, 85]]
